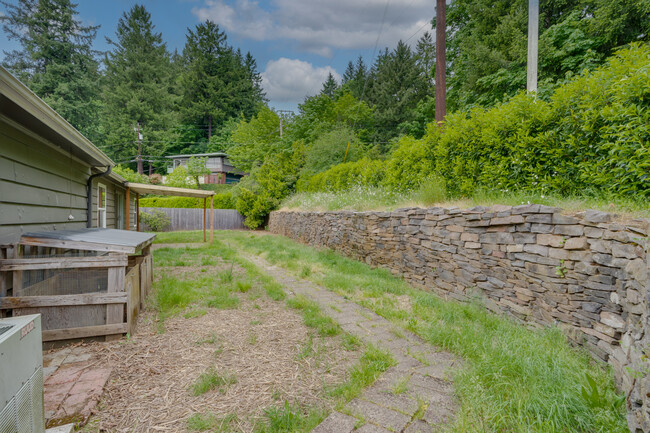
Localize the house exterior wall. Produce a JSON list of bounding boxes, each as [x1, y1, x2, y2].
[[0, 117, 126, 243]]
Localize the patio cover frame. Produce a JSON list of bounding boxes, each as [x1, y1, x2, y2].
[[125, 183, 216, 242]]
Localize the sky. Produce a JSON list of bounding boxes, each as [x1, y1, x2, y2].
[[0, 0, 436, 112]]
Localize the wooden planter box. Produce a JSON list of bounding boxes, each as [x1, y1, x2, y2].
[[0, 229, 155, 344]]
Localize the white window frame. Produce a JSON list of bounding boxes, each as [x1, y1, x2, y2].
[[97, 183, 107, 228]]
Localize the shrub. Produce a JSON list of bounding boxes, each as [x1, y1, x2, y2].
[[300, 158, 386, 192], [140, 209, 171, 232]]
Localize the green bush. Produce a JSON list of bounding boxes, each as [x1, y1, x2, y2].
[[139, 193, 235, 209], [140, 209, 171, 232], [300, 157, 386, 192]]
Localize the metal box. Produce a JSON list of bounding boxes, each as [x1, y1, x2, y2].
[[0, 314, 44, 433]]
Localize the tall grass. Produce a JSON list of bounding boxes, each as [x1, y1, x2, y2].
[[218, 231, 628, 433], [281, 185, 650, 219]]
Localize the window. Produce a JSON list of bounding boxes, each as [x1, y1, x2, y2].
[[97, 184, 107, 228]]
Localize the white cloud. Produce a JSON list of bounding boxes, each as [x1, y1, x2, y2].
[[261, 58, 341, 102], [191, 0, 434, 56]]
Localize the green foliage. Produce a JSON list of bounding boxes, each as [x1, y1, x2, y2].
[[178, 20, 264, 147], [228, 106, 282, 171], [219, 230, 628, 432], [286, 295, 341, 337], [139, 194, 235, 209], [442, 0, 649, 111], [300, 126, 362, 178], [300, 158, 386, 193], [165, 166, 196, 189], [234, 142, 304, 228], [140, 209, 171, 232], [113, 165, 150, 183], [253, 401, 326, 433], [190, 368, 236, 396], [186, 156, 211, 186]]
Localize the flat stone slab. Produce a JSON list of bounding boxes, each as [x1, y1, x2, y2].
[[355, 423, 393, 433], [404, 420, 434, 433], [311, 411, 357, 433], [346, 398, 411, 432]]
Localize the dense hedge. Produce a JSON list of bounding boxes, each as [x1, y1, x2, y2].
[[139, 193, 236, 209], [308, 44, 650, 198]]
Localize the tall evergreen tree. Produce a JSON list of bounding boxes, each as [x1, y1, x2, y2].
[[321, 72, 338, 99], [101, 4, 177, 169], [416, 31, 436, 88], [178, 21, 265, 147], [1, 0, 102, 141], [342, 61, 355, 84], [367, 41, 429, 145]]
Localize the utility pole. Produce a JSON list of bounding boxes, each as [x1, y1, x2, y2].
[[435, 0, 446, 126], [135, 123, 143, 175], [276, 110, 293, 139], [527, 0, 539, 93]]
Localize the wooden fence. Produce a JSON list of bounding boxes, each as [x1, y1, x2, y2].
[[140, 207, 247, 231]]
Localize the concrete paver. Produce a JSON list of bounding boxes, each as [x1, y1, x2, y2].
[[244, 255, 461, 433], [310, 411, 357, 433]]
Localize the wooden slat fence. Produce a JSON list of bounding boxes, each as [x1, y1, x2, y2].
[[140, 207, 247, 231]]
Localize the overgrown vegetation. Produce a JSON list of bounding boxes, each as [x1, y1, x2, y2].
[[202, 230, 629, 433]]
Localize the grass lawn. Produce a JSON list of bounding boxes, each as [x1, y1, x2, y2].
[[154, 230, 629, 433]]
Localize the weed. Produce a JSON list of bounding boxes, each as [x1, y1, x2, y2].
[[190, 369, 237, 396], [184, 308, 207, 319], [392, 376, 410, 395], [253, 401, 326, 433], [297, 335, 315, 360], [287, 295, 341, 337], [187, 413, 239, 432], [328, 345, 395, 405], [248, 331, 258, 345], [237, 280, 252, 293], [206, 288, 239, 309], [300, 265, 312, 278], [217, 230, 629, 432], [195, 333, 218, 346], [413, 395, 428, 420], [342, 334, 361, 351]]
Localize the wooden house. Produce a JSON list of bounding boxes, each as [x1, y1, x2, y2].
[[166, 152, 245, 184], [0, 66, 156, 344]]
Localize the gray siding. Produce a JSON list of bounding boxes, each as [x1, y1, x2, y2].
[[0, 119, 125, 243]]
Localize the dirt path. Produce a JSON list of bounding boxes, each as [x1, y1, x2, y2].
[[242, 253, 460, 433]]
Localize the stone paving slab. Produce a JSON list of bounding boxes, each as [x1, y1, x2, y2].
[[311, 411, 357, 433], [43, 346, 112, 429], [243, 255, 461, 433]]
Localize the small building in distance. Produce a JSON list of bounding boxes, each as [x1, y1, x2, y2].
[[166, 152, 245, 185]]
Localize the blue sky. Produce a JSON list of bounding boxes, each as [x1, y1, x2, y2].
[[0, 0, 435, 112]]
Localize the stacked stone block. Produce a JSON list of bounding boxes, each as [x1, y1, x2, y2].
[[269, 205, 649, 432]]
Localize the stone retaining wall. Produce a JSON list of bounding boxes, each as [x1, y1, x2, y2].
[[268, 205, 650, 432]]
